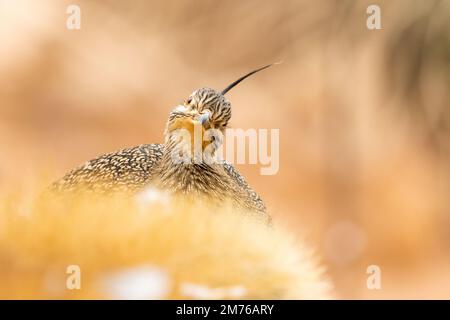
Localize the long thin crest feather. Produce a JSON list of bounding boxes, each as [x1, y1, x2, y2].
[[221, 62, 281, 95]]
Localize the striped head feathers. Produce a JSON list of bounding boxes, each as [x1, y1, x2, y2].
[[184, 87, 231, 130], [164, 64, 278, 161]]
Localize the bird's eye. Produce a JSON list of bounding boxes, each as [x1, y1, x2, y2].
[[186, 98, 193, 105]]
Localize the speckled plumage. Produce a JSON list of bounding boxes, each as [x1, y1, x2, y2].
[[52, 80, 270, 221], [52, 144, 164, 194], [52, 143, 267, 217]]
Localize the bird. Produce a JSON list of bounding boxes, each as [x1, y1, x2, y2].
[[51, 65, 274, 222]]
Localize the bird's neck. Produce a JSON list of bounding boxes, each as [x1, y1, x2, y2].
[[156, 140, 231, 197]]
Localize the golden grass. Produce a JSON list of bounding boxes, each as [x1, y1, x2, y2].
[[0, 189, 332, 299]]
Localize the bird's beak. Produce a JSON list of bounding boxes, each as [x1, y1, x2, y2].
[[198, 110, 211, 126], [167, 108, 211, 135]]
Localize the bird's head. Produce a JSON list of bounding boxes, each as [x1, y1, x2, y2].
[[164, 64, 276, 163], [164, 89, 229, 163]]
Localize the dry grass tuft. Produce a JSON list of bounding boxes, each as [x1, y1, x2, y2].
[[0, 190, 332, 299]]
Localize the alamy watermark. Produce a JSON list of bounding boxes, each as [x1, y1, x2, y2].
[[168, 124, 280, 176], [66, 264, 81, 290], [66, 5, 81, 30], [366, 264, 382, 290], [366, 4, 382, 30]]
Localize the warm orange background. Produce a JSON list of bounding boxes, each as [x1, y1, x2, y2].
[[1, 0, 449, 298]]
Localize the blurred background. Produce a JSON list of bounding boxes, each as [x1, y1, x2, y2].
[[0, 0, 449, 298]]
